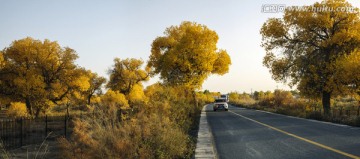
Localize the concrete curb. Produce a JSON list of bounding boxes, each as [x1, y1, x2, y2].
[[195, 105, 217, 159]]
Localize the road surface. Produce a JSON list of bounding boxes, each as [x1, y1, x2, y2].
[[206, 105, 360, 159]]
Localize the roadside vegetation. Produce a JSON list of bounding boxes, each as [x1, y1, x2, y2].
[[261, 0, 360, 116], [229, 90, 360, 127], [257, 0, 360, 125], [0, 21, 231, 158], [2, 0, 360, 157]]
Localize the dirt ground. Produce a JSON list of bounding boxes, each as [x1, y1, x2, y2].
[[5, 140, 62, 159]]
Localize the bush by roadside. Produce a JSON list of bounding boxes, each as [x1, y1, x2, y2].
[[230, 90, 360, 127], [58, 84, 204, 159]]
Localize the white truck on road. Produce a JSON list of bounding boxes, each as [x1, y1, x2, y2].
[[213, 94, 229, 111], [220, 94, 229, 102]]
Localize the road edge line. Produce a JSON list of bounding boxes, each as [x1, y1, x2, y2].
[[229, 110, 360, 159], [230, 105, 356, 129]]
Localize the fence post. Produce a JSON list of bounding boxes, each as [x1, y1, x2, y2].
[[6, 119, 8, 148], [20, 118, 23, 147], [64, 115, 67, 139], [12, 119, 15, 148], [45, 115, 48, 137], [340, 107, 343, 116]]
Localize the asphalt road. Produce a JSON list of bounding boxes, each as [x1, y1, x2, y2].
[[206, 105, 360, 159]]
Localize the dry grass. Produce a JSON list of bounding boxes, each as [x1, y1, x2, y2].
[[231, 91, 360, 127], [58, 85, 201, 159], [0, 133, 60, 159]]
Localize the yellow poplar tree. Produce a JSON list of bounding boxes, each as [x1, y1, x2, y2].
[[261, 0, 360, 114], [0, 37, 84, 117], [336, 50, 360, 101], [82, 70, 106, 105], [147, 21, 231, 90], [106, 58, 149, 95]]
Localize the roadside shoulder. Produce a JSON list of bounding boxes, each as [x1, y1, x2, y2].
[[230, 104, 360, 130], [194, 105, 217, 159]]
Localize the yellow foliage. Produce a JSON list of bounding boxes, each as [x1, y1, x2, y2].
[[212, 49, 232, 75], [59, 81, 202, 159], [84, 72, 106, 105], [101, 90, 129, 110], [90, 95, 101, 104], [0, 37, 81, 117], [336, 50, 360, 97], [261, 0, 360, 113], [71, 75, 90, 92], [229, 92, 256, 106], [128, 84, 147, 104], [196, 91, 215, 105], [273, 90, 294, 106], [107, 58, 149, 95], [0, 52, 4, 68], [7, 102, 28, 118], [148, 21, 231, 89], [59, 106, 190, 159]]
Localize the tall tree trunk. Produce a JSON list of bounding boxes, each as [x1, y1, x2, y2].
[[35, 108, 41, 118], [322, 91, 331, 115], [25, 98, 33, 116], [87, 95, 91, 105], [357, 101, 360, 116], [192, 90, 198, 108], [66, 103, 70, 116]]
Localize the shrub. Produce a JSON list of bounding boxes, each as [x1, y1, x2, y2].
[[59, 84, 200, 159], [353, 116, 360, 126], [306, 111, 323, 120], [7, 102, 28, 118], [59, 108, 190, 159], [196, 92, 215, 106], [101, 90, 129, 109], [229, 92, 256, 106], [273, 90, 294, 107]]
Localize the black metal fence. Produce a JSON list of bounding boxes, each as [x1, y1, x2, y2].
[[0, 115, 72, 149], [310, 106, 360, 117]]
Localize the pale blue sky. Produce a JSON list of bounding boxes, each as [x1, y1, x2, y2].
[[1, 0, 359, 93]]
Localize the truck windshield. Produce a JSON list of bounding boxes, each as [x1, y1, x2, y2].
[[215, 99, 226, 103]]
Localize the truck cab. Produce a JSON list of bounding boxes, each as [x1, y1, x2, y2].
[[213, 98, 229, 111]]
